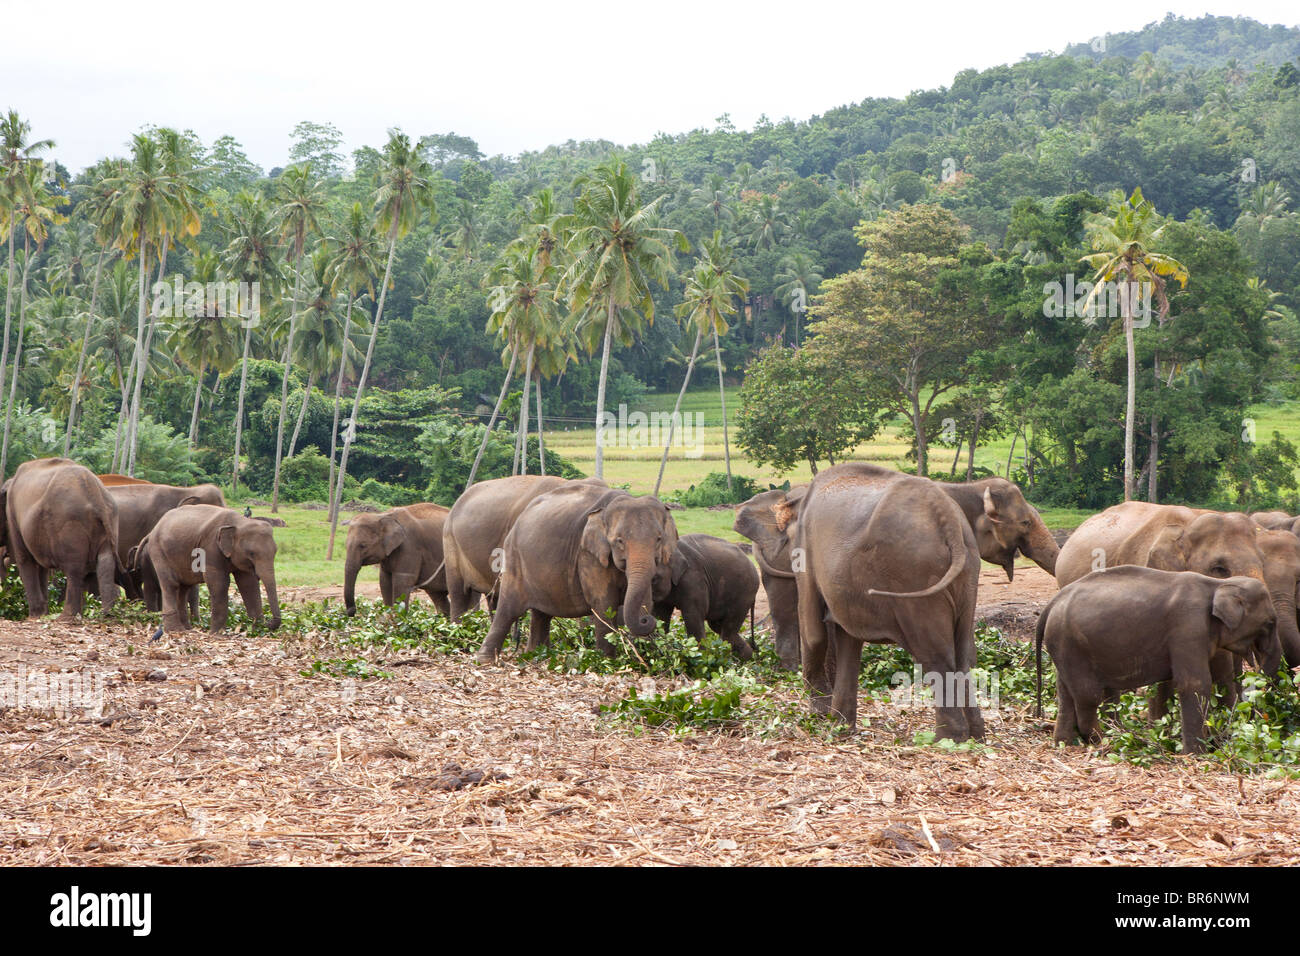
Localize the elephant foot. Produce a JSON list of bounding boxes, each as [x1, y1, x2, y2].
[[474, 648, 499, 664]]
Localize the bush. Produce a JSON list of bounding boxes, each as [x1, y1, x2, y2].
[[668, 472, 761, 507], [418, 418, 583, 505]]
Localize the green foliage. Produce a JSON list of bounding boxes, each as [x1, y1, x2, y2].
[[416, 417, 582, 505], [666, 472, 761, 508], [77, 416, 200, 485]]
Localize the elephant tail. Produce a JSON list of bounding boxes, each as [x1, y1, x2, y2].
[[1035, 599, 1050, 719], [416, 560, 445, 590], [867, 503, 969, 600]]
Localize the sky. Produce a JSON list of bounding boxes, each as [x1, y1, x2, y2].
[[6, 0, 1299, 175]]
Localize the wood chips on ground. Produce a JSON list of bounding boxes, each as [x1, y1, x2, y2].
[[0, 609, 1297, 867]]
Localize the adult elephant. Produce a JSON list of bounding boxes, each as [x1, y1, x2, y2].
[[1254, 529, 1300, 669], [474, 485, 677, 662], [344, 502, 450, 616], [443, 475, 605, 620], [108, 482, 226, 600], [1055, 503, 1267, 588], [144, 504, 280, 634], [734, 476, 1055, 670], [97, 473, 151, 486], [785, 463, 984, 741], [1, 458, 123, 619]]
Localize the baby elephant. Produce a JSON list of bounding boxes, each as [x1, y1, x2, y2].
[[653, 534, 759, 660], [144, 504, 281, 635], [1036, 566, 1279, 753]]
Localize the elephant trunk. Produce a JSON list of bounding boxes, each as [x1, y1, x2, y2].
[[622, 549, 657, 637], [343, 553, 361, 617], [259, 561, 281, 631], [1271, 594, 1300, 672], [1022, 519, 1059, 575]]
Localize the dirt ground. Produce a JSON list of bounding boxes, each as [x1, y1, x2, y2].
[[2, 564, 1298, 866]]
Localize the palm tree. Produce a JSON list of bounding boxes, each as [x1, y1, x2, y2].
[[0, 112, 54, 453], [1081, 188, 1188, 501], [270, 163, 327, 511], [323, 201, 383, 528], [653, 234, 746, 497], [328, 131, 435, 559], [774, 252, 823, 346], [222, 191, 283, 493], [692, 173, 733, 231], [743, 195, 787, 251], [560, 161, 687, 479], [170, 251, 239, 446]]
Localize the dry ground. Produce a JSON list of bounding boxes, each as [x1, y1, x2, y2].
[[2, 566, 1298, 866]]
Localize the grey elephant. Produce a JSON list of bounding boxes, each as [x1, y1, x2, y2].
[[734, 476, 1054, 671], [344, 502, 450, 616], [144, 504, 280, 634], [443, 475, 606, 620], [107, 481, 226, 599], [652, 533, 759, 661], [1251, 511, 1298, 532], [474, 484, 677, 662], [784, 463, 984, 741], [0, 458, 123, 619], [1036, 566, 1279, 753]]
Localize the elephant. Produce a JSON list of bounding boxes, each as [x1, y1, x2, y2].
[[1055, 503, 1267, 588], [733, 476, 1054, 671], [1259, 529, 1300, 669], [1250, 511, 1297, 531], [652, 533, 759, 661], [733, 489, 801, 669], [474, 484, 678, 662], [144, 504, 280, 634], [129, 531, 198, 621], [344, 502, 450, 616], [1035, 567, 1279, 753], [0, 457, 123, 619], [97, 473, 151, 486], [443, 475, 605, 620], [107, 481, 226, 599], [784, 463, 984, 741]]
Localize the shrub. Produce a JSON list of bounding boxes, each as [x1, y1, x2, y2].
[[668, 472, 761, 507]]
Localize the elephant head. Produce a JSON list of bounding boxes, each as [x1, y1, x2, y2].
[[974, 480, 1059, 580], [733, 487, 806, 579], [218, 517, 280, 630], [581, 493, 677, 637], [343, 513, 405, 615], [1258, 530, 1300, 670], [1147, 512, 1265, 581], [1212, 577, 1282, 678]]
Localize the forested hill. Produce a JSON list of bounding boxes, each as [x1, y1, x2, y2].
[[1062, 12, 1300, 69]]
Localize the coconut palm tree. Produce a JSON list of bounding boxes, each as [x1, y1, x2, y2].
[[774, 252, 823, 346], [742, 195, 787, 251], [1081, 188, 1188, 501], [269, 163, 327, 511], [222, 191, 283, 493], [328, 131, 435, 558], [560, 161, 687, 479], [323, 201, 383, 528], [653, 235, 746, 496], [169, 251, 239, 446]]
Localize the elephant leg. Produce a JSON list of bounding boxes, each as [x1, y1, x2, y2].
[[829, 624, 861, 727], [798, 577, 832, 715], [475, 583, 525, 663], [207, 571, 231, 633], [15, 555, 46, 618], [715, 612, 754, 662], [913, 640, 971, 743], [379, 566, 394, 607], [1174, 665, 1213, 754], [60, 571, 87, 621], [1053, 679, 1081, 744], [157, 573, 187, 634], [188, 585, 200, 621], [1148, 680, 1173, 721], [425, 587, 450, 617], [174, 584, 192, 630], [97, 549, 118, 614], [1074, 692, 1103, 746], [38, 566, 50, 600], [234, 570, 263, 624], [525, 611, 552, 651]]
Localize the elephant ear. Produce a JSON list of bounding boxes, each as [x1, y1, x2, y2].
[[773, 486, 808, 533], [178, 495, 203, 507], [217, 524, 238, 560], [1146, 526, 1186, 571], [581, 511, 611, 567], [1212, 584, 1248, 631], [669, 546, 689, 586], [982, 486, 1005, 521], [659, 508, 679, 566], [381, 516, 406, 556]]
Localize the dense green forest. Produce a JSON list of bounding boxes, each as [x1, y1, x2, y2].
[[3, 12, 1299, 510]]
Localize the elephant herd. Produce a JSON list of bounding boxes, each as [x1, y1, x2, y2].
[[3, 455, 1297, 754]]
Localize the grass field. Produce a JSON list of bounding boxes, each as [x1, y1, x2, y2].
[[250, 388, 1300, 589]]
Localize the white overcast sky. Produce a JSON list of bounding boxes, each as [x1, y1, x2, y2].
[[6, 0, 1299, 175]]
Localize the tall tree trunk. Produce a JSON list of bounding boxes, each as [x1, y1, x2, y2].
[[593, 297, 616, 480], [329, 237, 395, 560], [328, 291, 354, 524], [287, 367, 315, 460], [123, 234, 150, 476], [514, 345, 534, 477], [0, 243, 31, 478], [713, 326, 732, 491], [910, 389, 928, 477], [127, 235, 168, 475], [231, 321, 255, 494], [465, 344, 518, 491], [66, 246, 108, 456], [535, 378, 546, 477], [654, 326, 702, 497], [111, 354, 130, 473], [189, 356, 205, 446], [271, 257, 305, 512], [1122, 276, 1136, 501], [966, 413, 982, 482], [0, 224, 15, 436], [1148, 351, 1160, 503]]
